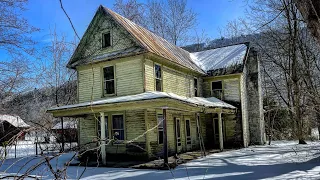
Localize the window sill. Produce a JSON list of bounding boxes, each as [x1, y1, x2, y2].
[[101, 94, 116, 98]]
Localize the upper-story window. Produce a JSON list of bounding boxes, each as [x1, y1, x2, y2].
[[103, 66, 115, 95], [194, 78, 198, 97], [212, 81, 223, 99], [155, 64, 162, 91], [102, 32, 111, 48]]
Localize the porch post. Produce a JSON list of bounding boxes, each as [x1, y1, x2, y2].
[[218, 111, 224, 151], [100, 112, 107, 165], [163, 108, 168, 164]]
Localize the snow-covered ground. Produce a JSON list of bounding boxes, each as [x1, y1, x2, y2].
[[1, 141, 320, 179], [0, 141, 77, 159]]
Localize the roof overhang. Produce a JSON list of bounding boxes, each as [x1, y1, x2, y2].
[[47, 92, 236, 117]]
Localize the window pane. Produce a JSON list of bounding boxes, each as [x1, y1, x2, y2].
[[103, 32, 111, 48], [186, 120, 191, 137], [112, 115, 124, 129], [156, 79, 162, 91], [104, 66, 114, 80], [194, 78, 198, 97], [155, 64, 161, 79], [212, 81, 222, 90], [105, 80, 115, 94]]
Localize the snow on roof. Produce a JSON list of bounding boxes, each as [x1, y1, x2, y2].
[[0, 115, 30, 128], [52, 121, 77, 130], [190, 44, 248, 72], [48, 91, 235, 111]]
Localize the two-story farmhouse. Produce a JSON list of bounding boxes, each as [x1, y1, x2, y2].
[[47, 5, 265, 164]]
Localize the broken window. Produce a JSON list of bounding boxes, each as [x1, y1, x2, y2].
[[102, 32, 111, 48], [103, 66, 115, 95], [157, 114, 164, 144], [155, 64, 162, 91], [112, 115, 124, 140], [212, 81, 223, 99]]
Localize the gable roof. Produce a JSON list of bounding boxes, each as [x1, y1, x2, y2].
[[103, 7, 205, 74], [67, 6, 205, 74], [0, 115, 30, 128], [190, 43, 249, 72]]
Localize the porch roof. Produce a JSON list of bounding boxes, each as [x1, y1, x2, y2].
[[47, 91, 235, 113]]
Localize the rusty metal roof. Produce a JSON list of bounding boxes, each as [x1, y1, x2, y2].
[[103, 6, 205, 74]]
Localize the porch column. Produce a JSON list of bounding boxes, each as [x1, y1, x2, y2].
[[218, 111, 224, 151], [100, 112, 107, 165]]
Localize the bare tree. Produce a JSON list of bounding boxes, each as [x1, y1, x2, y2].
[[113, 0, 197, 46], [114, 0, 146, 26]]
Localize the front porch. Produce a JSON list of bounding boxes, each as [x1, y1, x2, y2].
[[47, 91, 237, 165]]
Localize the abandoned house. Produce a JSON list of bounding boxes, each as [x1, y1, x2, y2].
[[47, 5, 265, 164]]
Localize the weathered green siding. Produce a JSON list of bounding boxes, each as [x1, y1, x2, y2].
[[79, 116, 97, 149], [72, 8, 138, 64], [144, 59, 202, 97], [77, 57, 144, 102], [203, 75, 241, 102]]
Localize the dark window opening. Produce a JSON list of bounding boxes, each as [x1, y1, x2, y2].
[[186, 120, 191, 145], [102, 32, 111, 48], [112, 115, 124, 140], [194, 78, 198, 97], [155, 64, 162, 91], [212, 81, 223, 99], [103, 66, 115, 95]]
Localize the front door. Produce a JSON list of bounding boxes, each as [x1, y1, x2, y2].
[[175, 118, 182, 153]]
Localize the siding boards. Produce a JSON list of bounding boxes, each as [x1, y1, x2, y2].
[[116, 59, 143, 96], [79, 117, 97, 149], [78, 67, 101, 103], [125, 110, 145, 142], [144, 59, 154, 91], [224, 79, 240, 102], [77, 58, 143, 102], [163, 67, 191, 97]]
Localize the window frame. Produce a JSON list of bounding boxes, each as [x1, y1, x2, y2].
[[101, 31, 112, 49], [157, 113, 164, 144], [102, 65, 116, 96], [154, 63, 162, 91], [211, 80, 223, 99], [111, 114, 125, 141]]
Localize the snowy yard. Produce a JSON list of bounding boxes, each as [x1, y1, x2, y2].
[[1, 141, 320, 179], [0, 141, 77, 159]]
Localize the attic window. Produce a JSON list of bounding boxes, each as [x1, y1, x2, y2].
[[212, 81, 223, 99], [102, 32, 111, 48]]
